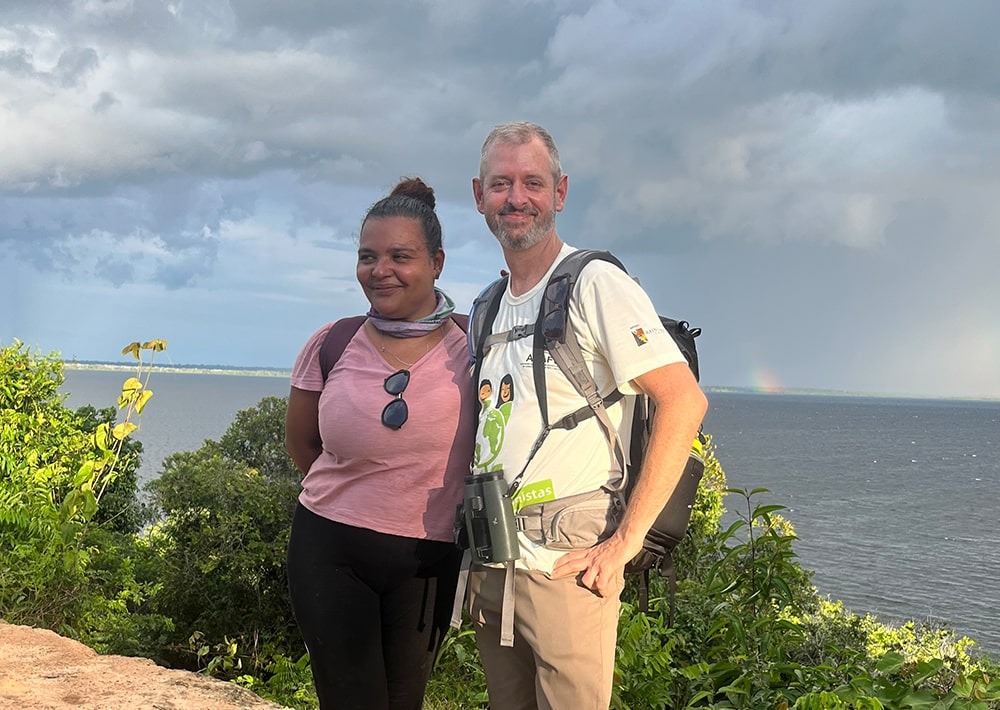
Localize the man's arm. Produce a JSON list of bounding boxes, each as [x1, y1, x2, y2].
[[550, 360, 708, 597], [284, 386, 323, 476]]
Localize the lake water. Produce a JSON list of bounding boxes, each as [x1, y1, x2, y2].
[[60, 370, 1000, 656]]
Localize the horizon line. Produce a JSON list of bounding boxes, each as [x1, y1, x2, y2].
[[61, 362, 1000, 402]]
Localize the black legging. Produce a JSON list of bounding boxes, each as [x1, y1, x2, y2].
[[286, 504, 462, 710]]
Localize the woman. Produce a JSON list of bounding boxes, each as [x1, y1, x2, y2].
[[284, 177, 475, 709]]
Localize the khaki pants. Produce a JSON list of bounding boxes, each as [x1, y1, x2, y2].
[[468, 567, 621, 710]]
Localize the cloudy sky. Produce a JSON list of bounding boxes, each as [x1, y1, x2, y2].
[[3, 0, 999, 399]]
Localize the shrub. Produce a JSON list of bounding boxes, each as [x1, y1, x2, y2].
[[70, 404, 148, 535], [8, 346, 997, 709], [0, 340, 167, 644], [218, 395, 300, 482], [143, 400, 302, 678]]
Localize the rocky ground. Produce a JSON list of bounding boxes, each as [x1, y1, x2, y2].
[[0, 622, 287, 709]]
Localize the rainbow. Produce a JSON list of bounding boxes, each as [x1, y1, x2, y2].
[[749, 368, 783, 393]]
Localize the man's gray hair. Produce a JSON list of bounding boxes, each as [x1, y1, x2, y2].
[[479, 122, 562, 181]]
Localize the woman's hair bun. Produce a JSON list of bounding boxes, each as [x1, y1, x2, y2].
[[391, 177, 435, 211]]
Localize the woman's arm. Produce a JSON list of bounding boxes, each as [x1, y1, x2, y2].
[[285, 386, 323, 475]]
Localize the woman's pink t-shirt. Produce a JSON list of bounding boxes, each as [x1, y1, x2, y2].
[[290, 319, 475, 542]]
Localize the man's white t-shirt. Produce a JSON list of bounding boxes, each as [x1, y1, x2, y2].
[[472, 245, 685, 573]]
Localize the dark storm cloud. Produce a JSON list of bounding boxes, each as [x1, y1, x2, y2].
[[0, 48, 33, 75], [0, 46, 98, 87], [153, 247, 219, 290], [51, 47, 99, 87], [92, 91, 118, 112], [1, 0, 182, 52], [94, 255, 135, 287], [2, 0, 999, 394], [0, 178, 251, 286]]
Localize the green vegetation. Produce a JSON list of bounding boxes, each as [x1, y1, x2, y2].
[[0, 339, 164, 641], [2, 341, 998, 709], [143, 399, 303, 678]]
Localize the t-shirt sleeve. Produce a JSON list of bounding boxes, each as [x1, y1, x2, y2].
[[290, 323, 335, 392], [572, 262, 686, 394]]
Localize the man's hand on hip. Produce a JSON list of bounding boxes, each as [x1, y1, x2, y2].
[[550, 534, 636, 598]]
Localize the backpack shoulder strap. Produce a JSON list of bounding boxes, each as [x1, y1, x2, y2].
[[450, 313, 470, 334], [468, 276, 509, 374], [533, 249, 626, 415], [319, 316, 368, 383], [532, 249, 632, 490]]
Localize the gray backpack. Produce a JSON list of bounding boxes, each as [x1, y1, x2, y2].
[[468, 249, 705, 616]]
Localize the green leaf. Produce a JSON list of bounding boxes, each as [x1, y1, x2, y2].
[[719, 683, 747, 695], [80, 490, 98, 519], [60, 521, 80, 543], [680, 662, 709, 680], [876, 651, 906, 675], [112, 422, 138, 440], [730, 615, 747, 647], [722, 519, 747, 537], [73, 460, 96, 487], [909, 658, 944, 685], [707, 616, 731, 638], [61, 489, 81, 518], [772, 576, 794, 603], [63, 548, 80, 570], [135, 388, 154, 413], [118, 377, 142, 408], [687, 690, 713, 705], [898, 689, 939, 709], [751, 503, 787, 519], [94, 422, 111, 452]]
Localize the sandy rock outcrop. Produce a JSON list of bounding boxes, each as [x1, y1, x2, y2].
[[0, 622, 287, 709]]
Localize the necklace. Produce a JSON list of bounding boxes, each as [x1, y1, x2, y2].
[[378, 328, 441, 368]]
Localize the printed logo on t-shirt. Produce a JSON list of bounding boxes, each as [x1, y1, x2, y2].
[[630, 325, 649, 346], [473, 372, 516, 472], [511, 479, 556, 512], [525, 351, 559, 370]]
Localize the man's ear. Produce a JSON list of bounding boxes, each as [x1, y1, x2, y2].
[[472, 177, 485, 214], [554, 173, 568, 213]]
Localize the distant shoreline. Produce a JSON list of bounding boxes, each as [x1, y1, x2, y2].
[[63, 362, 291, 378], [61, 363, 999, 402]]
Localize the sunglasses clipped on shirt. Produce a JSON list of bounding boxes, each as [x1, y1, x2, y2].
[[382, 369, 410, 429]]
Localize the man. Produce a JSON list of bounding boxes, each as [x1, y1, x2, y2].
[[467, 122, 708, 709]]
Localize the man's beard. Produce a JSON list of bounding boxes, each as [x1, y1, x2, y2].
[[487, 206, 555, 251]]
